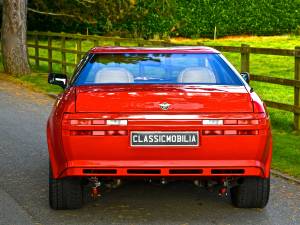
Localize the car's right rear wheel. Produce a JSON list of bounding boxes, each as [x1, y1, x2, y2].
[[230, 177, 270, 208], [49, 167, 83, 210]]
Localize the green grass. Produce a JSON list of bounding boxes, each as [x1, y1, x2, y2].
[[272, 130, 300, 178], [1, 35, 300, 178]]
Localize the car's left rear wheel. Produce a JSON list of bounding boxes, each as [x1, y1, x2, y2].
[[49, 167, 83, 210], [230, 176, 270, 208]]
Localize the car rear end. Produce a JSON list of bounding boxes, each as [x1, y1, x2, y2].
[[60, 86, 271, 180], [47, 47, 272, 209]]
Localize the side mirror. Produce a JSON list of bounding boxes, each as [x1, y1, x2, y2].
[[241, 72, 250, 84], [48, 73, 68, 89]]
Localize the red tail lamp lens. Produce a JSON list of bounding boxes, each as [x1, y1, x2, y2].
[[223, 119, 260, 125], [202, 130, 224, 135], [117, 130, 128, 135], [224, 130, 237, 135], [238, 120, 249, 125], [250, 120, 259, 125], [203, 129, 258, 135], [92, 131, 105, 136], [107, 130, 117, 135], [70, 119, 92, 125], [92, 120, 105, 125], [71, 130, 129, 136], [238, 130, 258, 135], [223, 120, 237, 125], [70, 130, 92, 136]]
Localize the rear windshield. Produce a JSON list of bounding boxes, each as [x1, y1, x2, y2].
[[75, 53, 243, 85]]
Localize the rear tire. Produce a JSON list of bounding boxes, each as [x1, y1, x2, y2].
[[49, 167, 83, 210], [230, 177, 270, 208]]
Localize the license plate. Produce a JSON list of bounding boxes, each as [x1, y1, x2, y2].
[[130, 131, 199, 147]]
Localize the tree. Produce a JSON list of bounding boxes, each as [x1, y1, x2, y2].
[[1, 0, 30, 75]]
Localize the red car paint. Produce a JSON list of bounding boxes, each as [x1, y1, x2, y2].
[[47, 47, 272, 180]]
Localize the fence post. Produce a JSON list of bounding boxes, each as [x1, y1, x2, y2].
[[241, 44, 250, 73], [114, 41, 120, 46], [138, 42, 144, 47], [48, 36, 52, 73], [76, 38, 82, 64], [294, 46, 300, 130], [61, 36, 66, 74], [34, 31, 39, 68]]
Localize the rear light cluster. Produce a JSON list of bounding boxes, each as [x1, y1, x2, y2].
[[68, 119, 128, 136], [70, 130, 128, 136], [69, 119, 127, 126], [203, 119, 260, 125], [202, 130, 258, 135], [202, 119, 260, 136]]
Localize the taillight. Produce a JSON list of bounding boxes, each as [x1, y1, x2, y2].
[[64, 116, 128, 136], [237, 130, 258, 135], [204, 119, 260, 125], [92, 120, 105, 125], [70, 130, 92, 136], [106, 120, 128, 125], [70, 119, 92, 125], [69, 119, 105, 125], [70, 130, 128, 136], [202, 130, 258, 135], [203, 120, 223, 125]]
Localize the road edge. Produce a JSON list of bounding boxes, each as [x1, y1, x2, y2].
[[271, 169, 300, 184]]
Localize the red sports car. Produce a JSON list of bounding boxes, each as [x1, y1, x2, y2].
[[47, 46, 272, 210]]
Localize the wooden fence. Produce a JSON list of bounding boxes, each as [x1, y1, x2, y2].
[[208, 44, 300, 130], [1, 31, 300, 130], [26, 31, 169, 74]]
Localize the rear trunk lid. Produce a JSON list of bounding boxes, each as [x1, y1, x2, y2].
[[75, 85, 253, 113]]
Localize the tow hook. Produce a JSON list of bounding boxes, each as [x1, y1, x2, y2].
[[218, 178, 229, 197], [89, 177, 101, 200], [218, 187, 228, 197]]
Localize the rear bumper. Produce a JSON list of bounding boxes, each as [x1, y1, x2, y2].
[[58, 160, 265, 178]]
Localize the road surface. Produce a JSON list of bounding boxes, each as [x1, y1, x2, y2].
[[0, 78, 299, 225]]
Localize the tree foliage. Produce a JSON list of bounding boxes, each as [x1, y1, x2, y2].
[[27, 0, 300, 38]]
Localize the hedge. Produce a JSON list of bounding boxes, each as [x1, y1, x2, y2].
[[27, 0, 300, 38]]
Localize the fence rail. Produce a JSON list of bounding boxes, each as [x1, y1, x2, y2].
[[1, 31, 300, 129]]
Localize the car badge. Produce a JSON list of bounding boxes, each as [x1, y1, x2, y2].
[[159, 102, 171, 110]]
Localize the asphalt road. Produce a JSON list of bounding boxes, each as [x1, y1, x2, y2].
[[0, 78, 299, 225]]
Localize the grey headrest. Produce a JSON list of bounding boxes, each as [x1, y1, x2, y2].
[[94, 68, 134, 83], [177, 67, 216, 83]]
